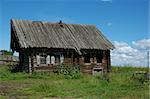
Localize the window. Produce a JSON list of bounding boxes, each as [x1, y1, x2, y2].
[[40, 55, 46, 64], [37, 55, 40, 65], [37, 53, 64, 65], [46, 55, 50, 64], [36, 53, 48, 65], [84, 53, 90, 63], [51, 56, 55, 64], [60, 54, 64, 63], [96, 52, 103, 63]]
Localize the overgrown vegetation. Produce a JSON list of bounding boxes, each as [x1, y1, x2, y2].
[[53, 64, 81, 79], [0, 64, 149, 98]]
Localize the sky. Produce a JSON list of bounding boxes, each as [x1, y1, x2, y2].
[[0, 0, 149, 66]]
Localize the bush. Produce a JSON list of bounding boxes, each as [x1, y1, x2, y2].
[[53, 64, 81, 79], [132, 73, 149, 84], [2, 63, 22, 73]]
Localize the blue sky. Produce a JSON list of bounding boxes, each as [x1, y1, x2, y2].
[[0, 0, 149, 66]]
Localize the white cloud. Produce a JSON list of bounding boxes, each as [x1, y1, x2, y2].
[[132, 39, 150, 50], [111, 40, 148, 67], [113, 41, 138, 54]]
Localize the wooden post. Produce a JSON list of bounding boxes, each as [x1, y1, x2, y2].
[[79, 56, 84, 73], [19, 49, 24, 71], [90, 57, 93, 63], [31, 53, 34, 73], [19, 51, 22, 71], [79, 56, 84, 65], [102, 50, 107, 71], [93, 56, 97, 64], [29, 53, 34, 74], [107, 50, 111, 72], [71, 51, 73, 65], [147, 51, 149, 73], [29, 56, 32, 73]]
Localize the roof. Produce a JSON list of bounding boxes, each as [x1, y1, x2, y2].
[[11, 19, 114, 54]]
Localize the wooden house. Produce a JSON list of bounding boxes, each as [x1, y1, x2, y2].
[[10, 19, 114, 74]]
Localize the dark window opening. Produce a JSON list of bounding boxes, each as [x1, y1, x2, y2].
[[96, 52, 103, 63], [84, 54, 90, 63], [40, 55, 46, 64], [77, 58, 79, 63], [39, 53, 47, 64]]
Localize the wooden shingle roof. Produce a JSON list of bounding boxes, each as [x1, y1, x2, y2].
[[11, 19, 114, 54]]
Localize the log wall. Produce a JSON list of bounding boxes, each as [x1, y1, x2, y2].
[[19, 48, 111, 74], [19, 49, 30, 72]]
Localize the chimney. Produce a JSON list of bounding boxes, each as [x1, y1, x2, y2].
[[59, 20, 64, 28], [59, 20, 62, 24]]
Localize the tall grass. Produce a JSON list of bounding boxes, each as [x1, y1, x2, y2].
[[0, 65, 149, 98]]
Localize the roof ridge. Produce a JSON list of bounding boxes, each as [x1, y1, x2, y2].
[[11, 19, 95, 26]]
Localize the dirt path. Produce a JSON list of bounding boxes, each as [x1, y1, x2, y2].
[[0, 82, 31, 98]]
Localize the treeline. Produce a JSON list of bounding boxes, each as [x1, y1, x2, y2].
[[0, 50, 13, 55]]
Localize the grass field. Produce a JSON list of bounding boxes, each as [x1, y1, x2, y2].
[[0, 65, 149, 99]]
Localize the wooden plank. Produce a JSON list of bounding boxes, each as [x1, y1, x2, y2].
[[11, 19, 115, 50]]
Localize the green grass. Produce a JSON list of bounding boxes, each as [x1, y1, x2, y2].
[[0, 65, 149, 99]]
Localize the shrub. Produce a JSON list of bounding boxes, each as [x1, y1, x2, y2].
[[132, 73, 149, 84], [53, 64, 81, 79]]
